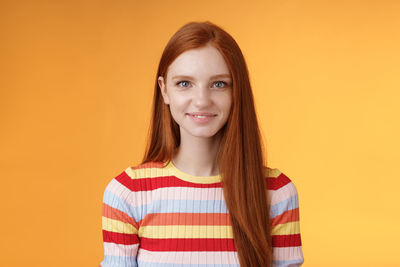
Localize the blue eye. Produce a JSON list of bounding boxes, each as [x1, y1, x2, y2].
[[214, 81, 227, 88], [177, 81, 190, 87]]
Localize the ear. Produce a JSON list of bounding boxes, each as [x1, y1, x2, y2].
[[158, 76, 170, 105]]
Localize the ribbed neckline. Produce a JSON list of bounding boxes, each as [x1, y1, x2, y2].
[[164, 160, 221, 184]]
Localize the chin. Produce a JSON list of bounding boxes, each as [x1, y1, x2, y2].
[[182, 128, 213, 137], [191, 131, 221, 138]]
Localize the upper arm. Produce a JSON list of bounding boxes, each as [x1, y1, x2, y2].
[[269, 170, 304, 267], [100, 176, 140, 267]]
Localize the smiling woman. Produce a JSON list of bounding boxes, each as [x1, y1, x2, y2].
[[99, 21, 304, 267], [158, 43, 233, 139]]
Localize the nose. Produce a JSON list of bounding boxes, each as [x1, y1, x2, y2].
[[192, 86, 212, 108]]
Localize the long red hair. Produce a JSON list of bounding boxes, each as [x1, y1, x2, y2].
[[141, 21, 272, 266]]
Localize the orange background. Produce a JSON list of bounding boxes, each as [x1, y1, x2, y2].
[[1, 0, 399, 266]]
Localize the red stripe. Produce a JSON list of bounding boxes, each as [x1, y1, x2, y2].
[[116, 172, 222, 191], [104, 232, 301, 249], [271, 208, 299, 226], [102, 203, 139, 228], [266, 173, 292, 190], [116, 164, 291, 191], [102, 229, 139, 245], [140, 237, 237, 251], [139, 212, 232, 226], [272, 234, 302, 247]]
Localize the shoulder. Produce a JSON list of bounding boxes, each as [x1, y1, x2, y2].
[[104, 161, 166, 193], [264, 167, 296, 191], [264, 167, 299, 195], [264, 167, 300, 215], [101, 162, 165, 224]]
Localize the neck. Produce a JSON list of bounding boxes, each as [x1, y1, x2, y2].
[[172, 131, 222, 177]]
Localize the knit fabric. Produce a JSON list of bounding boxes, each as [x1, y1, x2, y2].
[[99, 161, 304, 267]]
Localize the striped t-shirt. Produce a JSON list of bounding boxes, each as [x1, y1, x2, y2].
[[99, 161, 304, 267]]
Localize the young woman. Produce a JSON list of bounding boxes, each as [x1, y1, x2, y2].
[[100, 21, 304, 267]]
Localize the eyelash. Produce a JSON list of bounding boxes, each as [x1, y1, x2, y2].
[[176, 80, 228, 88]]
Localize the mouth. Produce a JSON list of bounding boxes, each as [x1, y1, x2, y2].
[[186, 113, 217, 118], [186, 113, 217, 123], [188, 114, 217, 119]]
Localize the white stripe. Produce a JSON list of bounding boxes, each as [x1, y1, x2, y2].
[[109, 172, 298, 209], [103, 242, 139, 257], [107, 180, 225, 207], [269, 182, 298, 206], [137, 249, 240, 265], [273, 246, 304, 261]]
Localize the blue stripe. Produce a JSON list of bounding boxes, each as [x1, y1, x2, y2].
[[140, 199, 228, 219], [103, 190, 142, 223], [270, 194, 299, 218], [138, 260, 240, 267], [101, 257, 303, 266], [101, 256, 303, 266], [104, 189, 299, 222], [100, 255, 137, 267], [272, 258, 304, 267], [104, 191, 229, 222]]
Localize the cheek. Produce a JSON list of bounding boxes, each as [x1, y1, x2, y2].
[[169, 97, 184, 109], [168, 97, 189, 117], [222, 94, 233, 112]]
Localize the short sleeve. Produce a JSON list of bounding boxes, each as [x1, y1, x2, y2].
[[99, 176, 140, 267], [269, 170, 304, 267]]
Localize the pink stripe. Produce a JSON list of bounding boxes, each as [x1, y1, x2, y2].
[[273, 246, 304, 261], [106, 179, 133, 202], [149, 187, 224, 202], [269, 182, 298, 206], [104, 241, 303, 262], [103, 242, 139, 256], [109, 174, 297, 208], [108, 179, 224, 207], [137, 249, 240, 264], [106, 179, 144, 208]]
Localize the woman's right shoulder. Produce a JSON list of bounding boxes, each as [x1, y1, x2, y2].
[[101, 162, 167, 225], [104, 161, 167, 193]]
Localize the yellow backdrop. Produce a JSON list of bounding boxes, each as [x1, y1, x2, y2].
[[1, 0, 399, 266]]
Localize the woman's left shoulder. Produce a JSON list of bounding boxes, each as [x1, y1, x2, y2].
[[263, 167, 300, 204], [264, 167, 298, 189]]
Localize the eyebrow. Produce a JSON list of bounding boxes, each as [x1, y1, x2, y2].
[[171, 74, 231, 80]]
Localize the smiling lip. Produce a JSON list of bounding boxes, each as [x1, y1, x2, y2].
[[187, 112, 217, 116], [187, 112, 217, 124]]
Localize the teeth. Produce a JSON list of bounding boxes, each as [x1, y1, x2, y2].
[[193, 115, 208, 118]]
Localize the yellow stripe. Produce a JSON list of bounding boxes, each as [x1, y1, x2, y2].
[[138, 225, 234, 238], [266, 168, 281, 178], [127, 164, 282, 181], [271, 221, 300, 235], [125, 164, 170, 180], [164, 161, 221, 184], [102, 216, 138, 234]]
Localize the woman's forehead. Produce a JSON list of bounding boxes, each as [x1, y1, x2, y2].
[[167, 46, 230, 80]]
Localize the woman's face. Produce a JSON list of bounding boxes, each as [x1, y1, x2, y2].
[[158, 44, 233, 139]]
